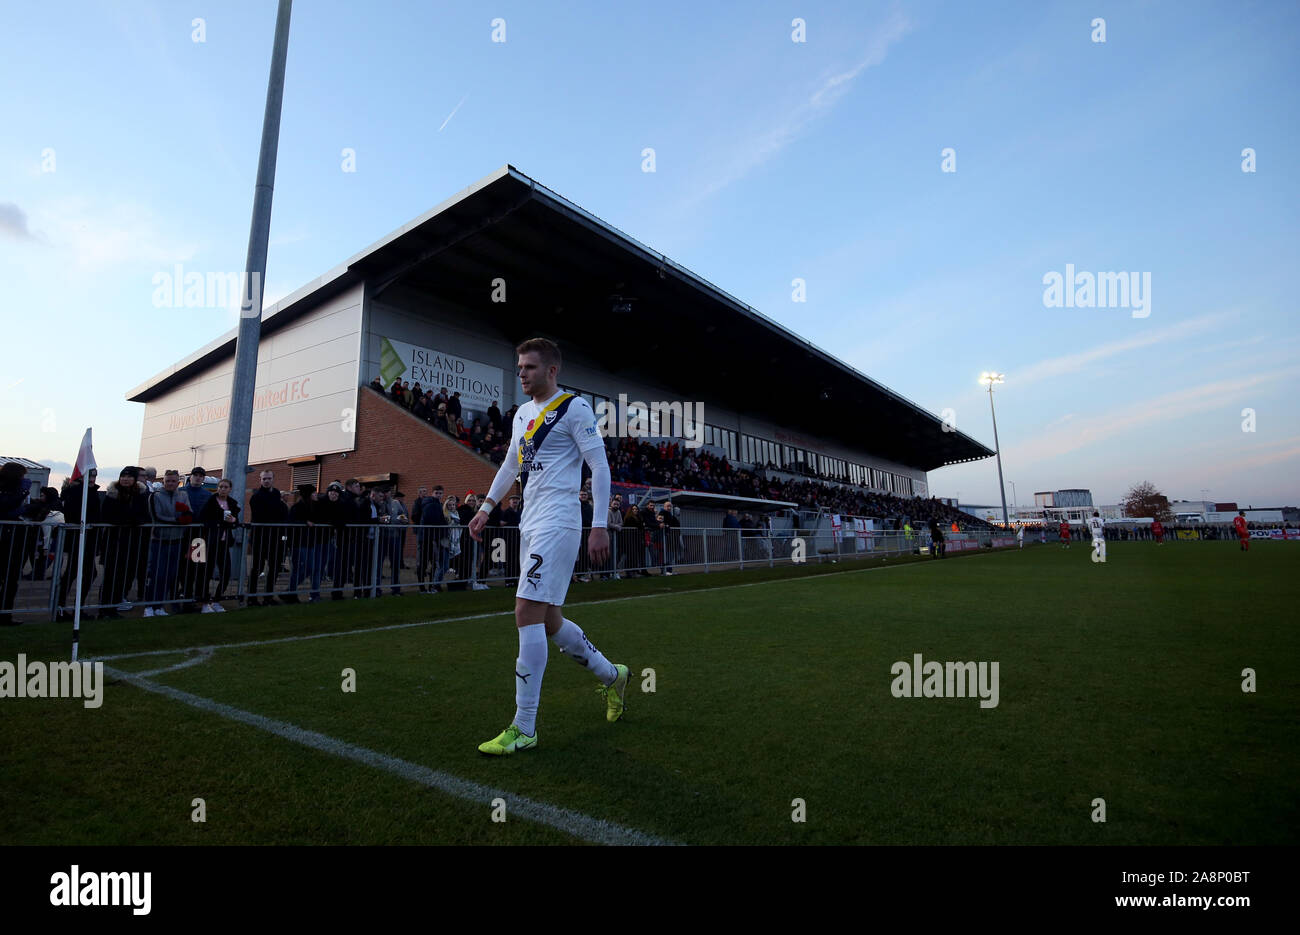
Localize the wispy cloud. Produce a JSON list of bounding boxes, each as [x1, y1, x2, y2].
[[1014, 312, 1234, 388], [1229, 442, 1300, 472], [1006, 365, 1300, 466], [439, 93, 468, 132]]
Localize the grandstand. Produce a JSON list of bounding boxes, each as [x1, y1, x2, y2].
[[126, 166, 994, 528]]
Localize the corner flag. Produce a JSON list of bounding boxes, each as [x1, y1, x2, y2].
[[70, 428, 96, 661], [71, 428, 97, 481]]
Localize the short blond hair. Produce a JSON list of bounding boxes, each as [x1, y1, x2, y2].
[[515, 337, 561, 370]]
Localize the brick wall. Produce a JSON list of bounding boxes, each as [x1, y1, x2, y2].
[[239, 387, 516, 547]]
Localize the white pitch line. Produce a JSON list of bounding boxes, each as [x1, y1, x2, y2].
[[89, 554, 998, 664], [133, 648, 215, 678], [103, 665, 677, 847]]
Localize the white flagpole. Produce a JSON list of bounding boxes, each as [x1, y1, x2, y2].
[[69, 427, 95, 662], [71, 473, 89, 662]]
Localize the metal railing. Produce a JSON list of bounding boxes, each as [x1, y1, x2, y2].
[[0, 520, 1022, 622]]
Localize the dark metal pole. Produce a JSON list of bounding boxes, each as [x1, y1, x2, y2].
[[223, 0, 292, 586], [988, 386, 1009, 527]]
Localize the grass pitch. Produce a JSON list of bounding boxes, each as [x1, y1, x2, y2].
[[2, 542, 1296, 845]]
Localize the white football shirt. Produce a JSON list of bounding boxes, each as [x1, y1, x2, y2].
[[1087, 516, 1104, 540], [508, 390, 605, 532]]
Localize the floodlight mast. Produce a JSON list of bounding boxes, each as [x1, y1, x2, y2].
[[979, 372, 1009, 527], [222, 0, 292, 585]]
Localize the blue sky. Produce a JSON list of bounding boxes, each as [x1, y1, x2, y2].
[[3, 0, 1297, 507]]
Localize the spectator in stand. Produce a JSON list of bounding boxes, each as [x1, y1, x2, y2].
[[602, 494, 623, 580], [485, 494, 506, 575], [432, 387, 449, 412], [144, 470, 191, 617], [175, 467, 213, 612], [447, 391, 462, 422], [373, 487, 404, 596], [316, 482, 348, 600], [389, 378, 403, 402], [414, 487, 432, 538], [411, 391, 430, 421], [369, 375, 385, 393], [197, 477, 240, 612], [436, 494, 461, 590], [621, 501, 646, 576], [420, 485, 447, 592], [636, 498, 658, 571], [487, 401, 503, 434], [574, 488, 594, 582], [458, 490, 489, 587], [410, 382, 422, 407], [247, 470, 289, 606], [432, 403, 450, 434], [499, 493, 521, 581], [458, 492, 478, 526], [0, 462, 31, 625], [738, 512, 757, 560], [401, 380, 413, 408], [56, 467, 102, 620], [21, 487, 64, 584], [98, 466, 149, 619], [130, 466, 160, 596], [414, 485, 440, 588], [391, 490, 410, 570], [356, 485, 380, 598], [286, 484, 321, 602], [470, 418, 486, 451], [341, 479, 370, 597]]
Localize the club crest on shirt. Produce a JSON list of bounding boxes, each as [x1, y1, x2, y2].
[[544, 410, 557, 425]]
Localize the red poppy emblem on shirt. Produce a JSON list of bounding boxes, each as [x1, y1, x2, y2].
[[527, 419, 535, 431]]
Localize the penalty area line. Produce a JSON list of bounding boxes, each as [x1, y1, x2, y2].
[[103, 665, 678, 847]]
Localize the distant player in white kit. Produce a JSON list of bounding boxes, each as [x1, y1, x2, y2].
[[468, 338, 629, 755], [1087, 510, 1107, 563], [1016, 524, 1024, 549]]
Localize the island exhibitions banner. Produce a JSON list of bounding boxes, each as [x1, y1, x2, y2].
[[379, 337, 504, 413]]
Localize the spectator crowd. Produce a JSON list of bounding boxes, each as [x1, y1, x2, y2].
[[1, 417, 1000, 625], [368, 377, 515, 465], [605, 437, 990, 531]]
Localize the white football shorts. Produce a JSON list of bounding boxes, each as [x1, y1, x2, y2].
[[515, 525, 582, 606]]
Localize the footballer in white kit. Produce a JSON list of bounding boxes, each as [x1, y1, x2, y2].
[[1087, 511, 1107, 563], [468, 338, 630, 755]]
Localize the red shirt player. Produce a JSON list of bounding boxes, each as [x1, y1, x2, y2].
[[1151, 519, 1164, 544], [1233, 511, 1250, 552], [1058, 520, 1071, 548]]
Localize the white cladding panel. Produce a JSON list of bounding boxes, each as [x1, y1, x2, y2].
[[138, 285, 363, 470]]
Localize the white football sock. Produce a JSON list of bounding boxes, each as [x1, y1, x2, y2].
[[513, 623, 547, 736], [552, 618, 618, 685]]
